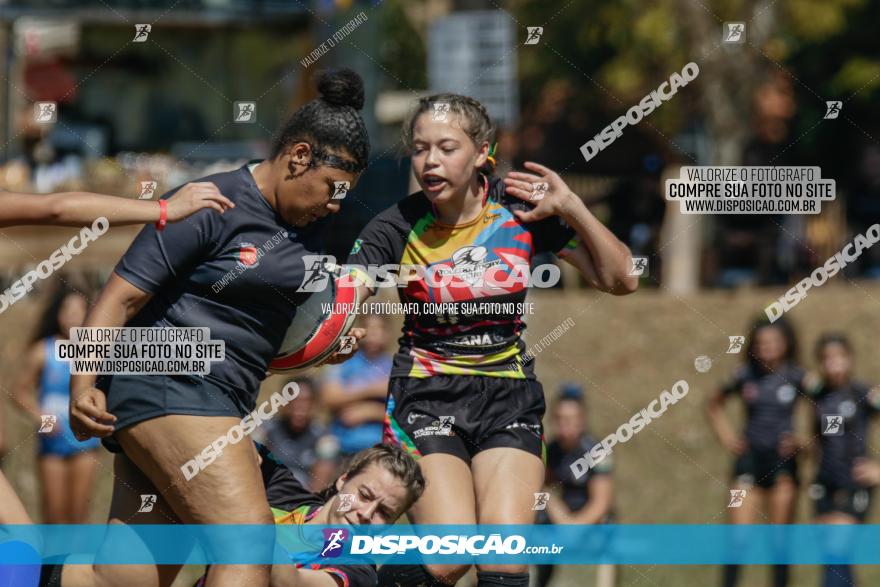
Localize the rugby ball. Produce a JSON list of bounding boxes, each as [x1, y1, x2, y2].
[[268, 262, 361, 373]]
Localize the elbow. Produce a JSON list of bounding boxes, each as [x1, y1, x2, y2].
[[46, 195, 67, 224]]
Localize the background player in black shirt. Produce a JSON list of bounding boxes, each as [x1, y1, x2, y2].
[[706, 318, 809, 587], [536, 385, 614, 587], [807, 334, 880, 587], [67, 69, 371, 587]]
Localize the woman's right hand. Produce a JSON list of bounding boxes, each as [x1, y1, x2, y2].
[[723, 434, 747, 456], [70, 387, 117, 439], [165, 182, 234, 222]]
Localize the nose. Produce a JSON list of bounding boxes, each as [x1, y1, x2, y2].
[[424, 146, 439, 167], [357, 501, 380, 523]]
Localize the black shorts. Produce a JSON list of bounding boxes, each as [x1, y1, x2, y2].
[[98, 373, 251, 453], [733, 448, 798, 489], [811, 483, 872, 522], [382, 375, 546, 464]]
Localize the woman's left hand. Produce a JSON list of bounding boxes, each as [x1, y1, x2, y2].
[[503, 161, 578, 223], [320, 327, 366, 366]]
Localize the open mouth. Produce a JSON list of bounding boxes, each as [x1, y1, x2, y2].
[[422, 173, 448, 193]]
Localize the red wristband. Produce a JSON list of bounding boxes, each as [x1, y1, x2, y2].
[[155, 200, 168, 231]]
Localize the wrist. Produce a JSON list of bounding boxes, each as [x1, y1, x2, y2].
[[557, 191, 583, 223]]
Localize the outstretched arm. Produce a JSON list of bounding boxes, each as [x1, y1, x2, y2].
[[504, 162, 637, 295], [0, 182, 233, 228]]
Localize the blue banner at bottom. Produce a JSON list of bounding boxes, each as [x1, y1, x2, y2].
[[0, 524, 875, 565]]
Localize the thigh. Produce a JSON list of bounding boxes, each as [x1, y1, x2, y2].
[[407, 453, 476, 585], [728, 481, 759, 525], [91, 453, 186, 587], [473, 448, 544, 524], [66, 451, 99, 523], [768, 476, 797, 524], [408, 453, 476, 524], [39, 456, 67, 523], [117, 414, 272, 525]]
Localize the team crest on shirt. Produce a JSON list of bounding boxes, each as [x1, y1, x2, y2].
[[839, 399, 857, 419], [776, 384, 796, 403], [436, 245, 502, 285], [238, 242, 259, 268]]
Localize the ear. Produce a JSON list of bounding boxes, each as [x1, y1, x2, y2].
[[288, 142, 313, 164], [474, 140, 490, 168], [335, 473, 348, 493]]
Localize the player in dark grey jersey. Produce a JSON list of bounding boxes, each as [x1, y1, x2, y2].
[[807, 334, 880, 587], [67, 69, 371, 587], [706, 318, 808, 587]]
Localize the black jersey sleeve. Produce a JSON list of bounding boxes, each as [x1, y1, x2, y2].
[[257, 442, 323, 511], [722, 365, 750, 396], [346, 204, 409, 291], [114, 187, 221, 293], [528, 215, 579, 257]]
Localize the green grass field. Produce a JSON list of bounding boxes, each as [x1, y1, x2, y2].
[[2, 282, 879, 586]]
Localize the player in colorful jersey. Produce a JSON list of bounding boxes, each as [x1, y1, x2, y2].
[[345, 94, 637, 587], [806, 334, 880, 587], [30, 443, 423, 587], [706, 318, 809, 587]]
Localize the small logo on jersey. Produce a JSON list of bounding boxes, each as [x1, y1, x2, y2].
[[349, 239, 363, 255], [139, 181, 157, 200], [442, 245, 502, 285], [840, 400, 857, 419], [777, 384, 796, 404], [38, 415, 57, 433], [234, 102, 256, 123], [431, 102, 450, 122], [824, 101, 842, 120], [438, 416, 455, 435], [332, 181, 349, 200], [530, 182, 548, 201], [298, 255, 334, 292], [337, 336, 356, 356], [35, 102, 57, 123], [728, 489, 747, 508], [320, 528, 348, 558], [629, 257, 648, 277], [532, 492, 550, 510], [823, 415, 844, 436], [133, 24, 151, 42], [505, 421, 543, 438], [336, 494, 354, 512], [723, 22, 745, 43], [727, 336, 745, 353], [238, 243, 259, 268], [525, 27, 543, 45], [138, 494, 157, 513], [407, 412, 427, 425]]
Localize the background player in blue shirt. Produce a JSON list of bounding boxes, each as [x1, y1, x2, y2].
[[12, 288, 100, 525], [321, 314, 392, 458]]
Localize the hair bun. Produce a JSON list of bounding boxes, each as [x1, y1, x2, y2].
[[317, 68, 365, 111]]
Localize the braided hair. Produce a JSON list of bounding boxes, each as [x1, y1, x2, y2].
[[271, 68, 370, 173], [402, 93, 496, 177]]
